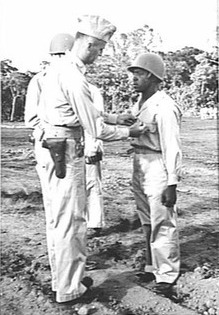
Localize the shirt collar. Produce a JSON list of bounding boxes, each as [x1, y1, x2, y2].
[[72, 56, 87, 75], [138, 91, 161, 109]]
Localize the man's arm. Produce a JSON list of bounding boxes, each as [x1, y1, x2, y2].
[[158, 106, 182, 207], [104, 113, 137, 126], [158, 107, 182, 186], [25, 74, 42, 129], [62, 67, 142, 141]]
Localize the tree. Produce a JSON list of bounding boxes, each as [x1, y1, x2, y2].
[[86, 54, 138, 112], [164, 49, 218, 112], [1, 59, 33, 121], [1, 60, 18, 120], [189, 52, 218, 109], [111, 25, 163, 64], [162, 47, 204, 88]]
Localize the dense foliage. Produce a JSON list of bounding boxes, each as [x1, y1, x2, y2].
[[1, 26, 218, 121], [1, 60, 34, 121]]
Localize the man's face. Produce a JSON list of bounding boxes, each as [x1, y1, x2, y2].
[[85, 38, 106, 64], [131, 68, 151, 92]]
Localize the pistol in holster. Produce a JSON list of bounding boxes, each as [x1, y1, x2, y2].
[[42, 138, 66, 179]]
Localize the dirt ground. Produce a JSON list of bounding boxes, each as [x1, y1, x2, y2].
[[1, 117, 219, 315]]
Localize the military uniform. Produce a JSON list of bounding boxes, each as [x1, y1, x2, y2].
[[131, 90, 182, 284], [85, 84, 105, 229], [25, 17, 142, 302], [36, 52, 130, 302]]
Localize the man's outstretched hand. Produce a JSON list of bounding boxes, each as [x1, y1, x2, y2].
[[116, 113, 137, 126], [129, 121, 147, 137]]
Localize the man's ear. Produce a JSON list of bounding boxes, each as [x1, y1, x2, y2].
[[87, 42, 93, 50]]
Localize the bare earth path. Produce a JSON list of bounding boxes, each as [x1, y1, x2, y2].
[[1, 117, 218, 315]]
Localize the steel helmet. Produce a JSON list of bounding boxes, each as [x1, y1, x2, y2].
[[128, 53, 165, 81], [49, 33, 75, 54]]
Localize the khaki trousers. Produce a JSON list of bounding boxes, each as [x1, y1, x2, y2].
[[35, 139, 87, 302], [132, 152, 180, 284], [86, 161, 104, 228]]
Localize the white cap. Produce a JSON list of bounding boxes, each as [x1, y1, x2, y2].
[[77, 14, 116, 42]]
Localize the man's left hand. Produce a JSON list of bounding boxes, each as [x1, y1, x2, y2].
[[161, 185, 177, 207]]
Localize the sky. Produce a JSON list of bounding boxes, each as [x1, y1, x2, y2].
[[0, 0, 217, 72]]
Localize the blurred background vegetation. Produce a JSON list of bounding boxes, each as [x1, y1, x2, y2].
[[1, 24, 218, 122]]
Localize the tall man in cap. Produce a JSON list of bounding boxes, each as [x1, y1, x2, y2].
[[36, 15, 142, 304], [127, 53, 182, 294]]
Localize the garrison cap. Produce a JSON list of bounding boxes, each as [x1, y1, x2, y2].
[[77, 14, 116, 42]]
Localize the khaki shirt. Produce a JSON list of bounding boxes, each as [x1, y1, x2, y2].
[[131, 90, 182, 185], [38, 57, 129, 141], [25, 71, 46, 129], [25, 59, 117, 131]]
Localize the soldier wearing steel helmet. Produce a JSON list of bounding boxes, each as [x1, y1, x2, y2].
[[25, 32, 78, 298], [127, 52, 182, 294], [25, 34, 75, 207], [25, 33, 75, 130]]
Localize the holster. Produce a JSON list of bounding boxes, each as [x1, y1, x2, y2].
[[42, 138, 66, 179]]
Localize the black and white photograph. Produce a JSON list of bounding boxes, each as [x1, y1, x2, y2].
[[1, 0, 218, 314]]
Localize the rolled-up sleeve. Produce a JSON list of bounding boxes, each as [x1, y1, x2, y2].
[[157, 107, 182, 185]]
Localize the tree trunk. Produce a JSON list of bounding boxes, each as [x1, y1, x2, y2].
[[201, 81, 205, 95], [10, 95, 19, 122]]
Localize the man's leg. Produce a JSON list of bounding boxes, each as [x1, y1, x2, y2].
[[150, 199, 180, 284], [147, 153, 180, 286], [142, 224, 152, 267], [132, 154, 154, 280], [49, 139, 88, 303], [133, 152, 180, 287], [86, 161, 104, 231], [35, 140, 57, 291]]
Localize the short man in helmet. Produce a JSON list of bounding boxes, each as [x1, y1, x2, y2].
[[35, 15, 143, 304], [127, 53, 182, 294]]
